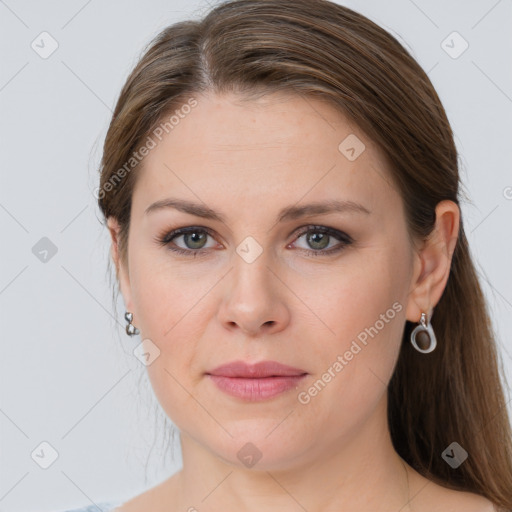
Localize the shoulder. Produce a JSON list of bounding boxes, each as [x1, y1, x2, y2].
[[435, 489, 498, 511], [412, 480, 497, 511], [407, 467, 497, 511], [57, 502, 121, 512]]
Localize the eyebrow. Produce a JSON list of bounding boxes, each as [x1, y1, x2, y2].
[[144, 198, 371, 223]]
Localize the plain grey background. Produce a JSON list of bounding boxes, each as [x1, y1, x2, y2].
[[1, 0, 511, 510]]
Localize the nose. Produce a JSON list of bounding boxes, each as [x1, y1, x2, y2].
[[217, 251, 291, 337]]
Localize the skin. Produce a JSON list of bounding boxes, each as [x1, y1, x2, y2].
[[107, 91, 494, 511]]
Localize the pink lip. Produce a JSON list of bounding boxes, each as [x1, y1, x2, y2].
[[206, 360, 307, 401], [207, 360, 307, 378]]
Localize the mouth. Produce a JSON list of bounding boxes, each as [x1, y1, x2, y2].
[[206, 359, 307, 378], [205, 360, 308, 401]]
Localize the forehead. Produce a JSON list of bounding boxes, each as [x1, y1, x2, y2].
[[132, 91, 398, 219]]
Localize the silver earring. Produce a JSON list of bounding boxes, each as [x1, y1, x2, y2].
[[410, 311, 437, 353], [124, 311, 140, 336]]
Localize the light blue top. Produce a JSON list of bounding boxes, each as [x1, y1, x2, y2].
[[58, 501, 122, 512]]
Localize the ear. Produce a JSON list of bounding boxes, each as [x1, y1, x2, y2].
[[405, 200, 460, 323], [107, 216, 133, 312]]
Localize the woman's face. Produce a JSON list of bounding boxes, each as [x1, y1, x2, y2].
[[111, 91, 420, 470]]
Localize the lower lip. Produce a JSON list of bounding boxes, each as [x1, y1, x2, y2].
[[207, 374, 307, 401]]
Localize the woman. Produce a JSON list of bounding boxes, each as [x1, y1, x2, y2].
[[63, 0, 512, 510]]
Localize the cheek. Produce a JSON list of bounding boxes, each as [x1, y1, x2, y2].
[[296, 247, 404, 354], [296, 307, 404, 445], [294, 248, 408, 420], [129, 244, 211, 338], [145, 361, 201, 438], [129, 250, 215, 423]]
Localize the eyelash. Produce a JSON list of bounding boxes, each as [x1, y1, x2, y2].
[[154, 225, 354, 258]]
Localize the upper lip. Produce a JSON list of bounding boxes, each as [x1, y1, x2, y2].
[[206, 360, 307, 378]]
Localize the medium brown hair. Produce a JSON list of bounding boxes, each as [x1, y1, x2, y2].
[[97, 0, 512, 508]]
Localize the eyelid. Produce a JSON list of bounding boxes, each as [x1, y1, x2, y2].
[[289, 225, 353, 255], [155, 224, 353, 256], [292, 224, 353, 243], [156, 226, 221, 250]]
